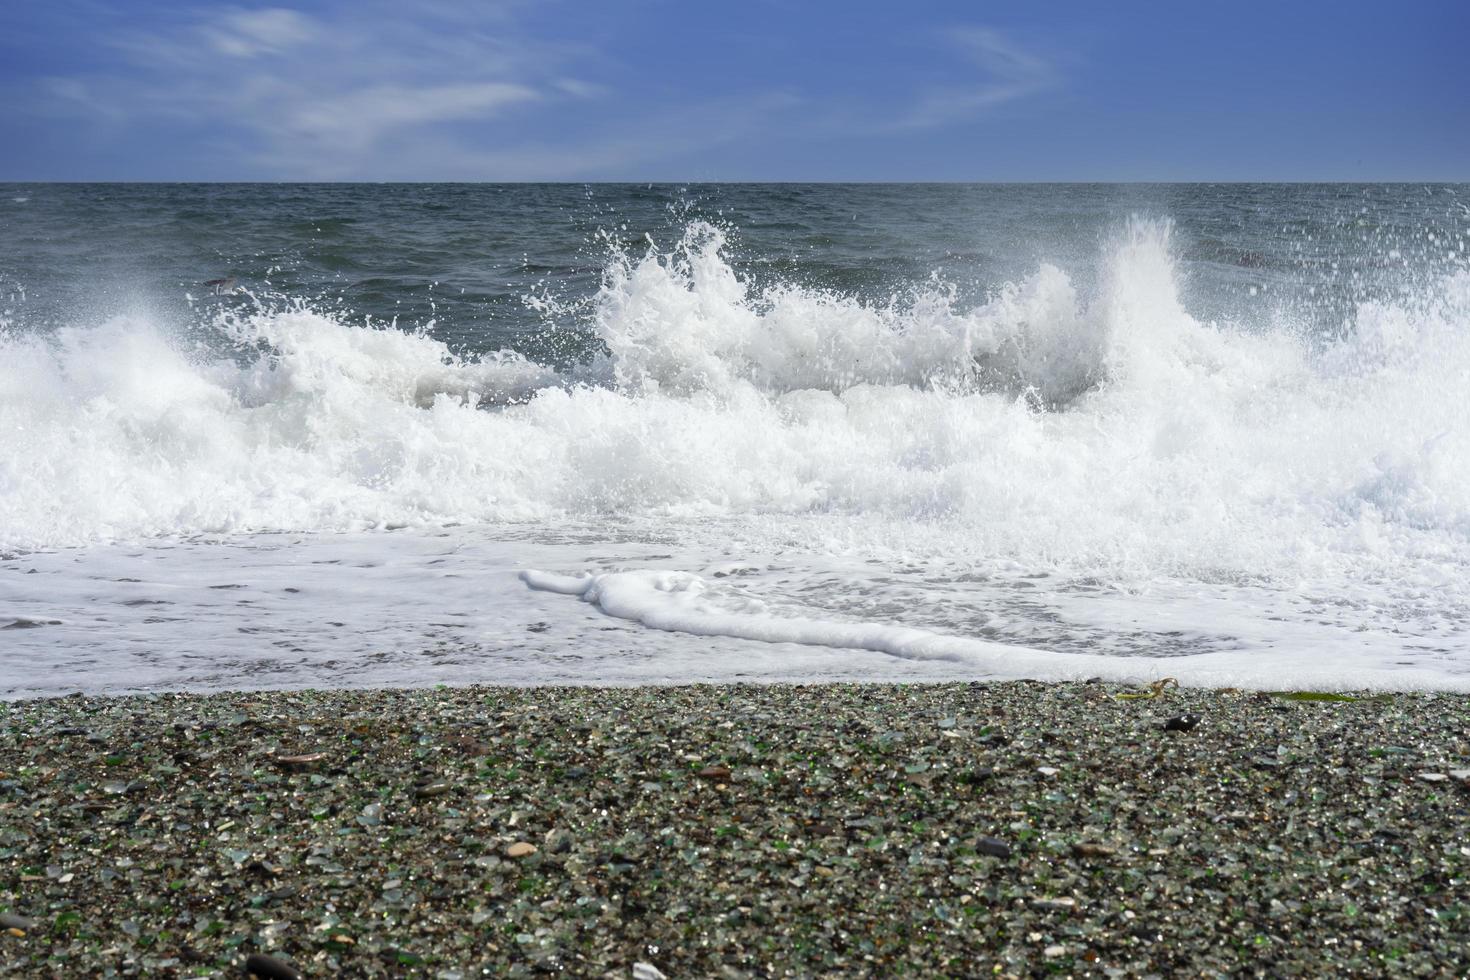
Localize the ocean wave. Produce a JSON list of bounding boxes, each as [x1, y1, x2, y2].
[[3, 217, 1468, 597]]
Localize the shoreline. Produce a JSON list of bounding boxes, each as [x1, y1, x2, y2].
[[3, 681, 1469, 976]]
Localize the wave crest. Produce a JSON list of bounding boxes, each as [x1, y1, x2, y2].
[[2, 217, 1468, 599]]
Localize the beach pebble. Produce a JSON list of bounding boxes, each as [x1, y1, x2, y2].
[[244, 952, 303, 980], [414, 782, 452, 799], [1, 913, 37, 932], [1163, 715, 1199, 732], [7, 679, 1470, 978], [976, 837, 1011, 858], [1032, 896, 1077, 911], [275, 752, 326, 772], [505, 842, 537, 858], [632, 963, 667, 980], [1416, 772, 1448, 782], [451, 737, 493, 757], [697, 765, 731, 780]]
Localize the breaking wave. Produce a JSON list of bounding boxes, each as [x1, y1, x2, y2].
[[3, 218, 1469, 597]]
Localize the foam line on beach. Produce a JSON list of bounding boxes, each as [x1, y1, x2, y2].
[[520, 566, 1470, 692]]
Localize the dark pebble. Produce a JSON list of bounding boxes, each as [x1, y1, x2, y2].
[[976, 837, 1011, 858], [1163, 715, 1199, 732], [5, 680, 1467, 979], [0, 913, 37, 931], [415, 782, 452, 799], [244, 952, 302, 980]]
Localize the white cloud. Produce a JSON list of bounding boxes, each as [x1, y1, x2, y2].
[[345, 91, 805, 181], [283, 82, 541, 152], [552, 78, 606, 100], [207, 7, 317, 58], [25, 6, 1060, 178], [33, 2, 804, 179], [31, 3, 586, 176], [899, 27, 1057, 130]]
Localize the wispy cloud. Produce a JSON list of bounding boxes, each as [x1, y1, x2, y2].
[[205, 7, 316, 58], [897, 27, 1058, 130], [38, 2, 603, 178], [355, 91, 805, 181], [23, 7, 1060, 178], [279, 82, 542, 155]]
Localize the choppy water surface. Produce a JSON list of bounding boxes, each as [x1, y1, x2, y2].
[[2, 183, 1468, 696]]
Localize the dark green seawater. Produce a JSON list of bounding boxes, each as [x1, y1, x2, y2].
[[3, 184, 1465, 357]]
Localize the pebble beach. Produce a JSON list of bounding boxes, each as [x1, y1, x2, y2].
[[2, 681, 1469, 977]]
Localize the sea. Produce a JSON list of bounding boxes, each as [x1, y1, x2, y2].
[[2, 183, 1468, 698]]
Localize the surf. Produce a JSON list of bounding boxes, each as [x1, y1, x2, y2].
[[1, 216, 1466, 593]]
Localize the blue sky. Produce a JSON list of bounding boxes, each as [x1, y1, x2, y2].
[[2, 0, 1465, 180]]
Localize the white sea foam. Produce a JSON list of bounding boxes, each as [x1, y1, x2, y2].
[[3, 218, 1469, 693], [519, 567, 1470, 692]]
